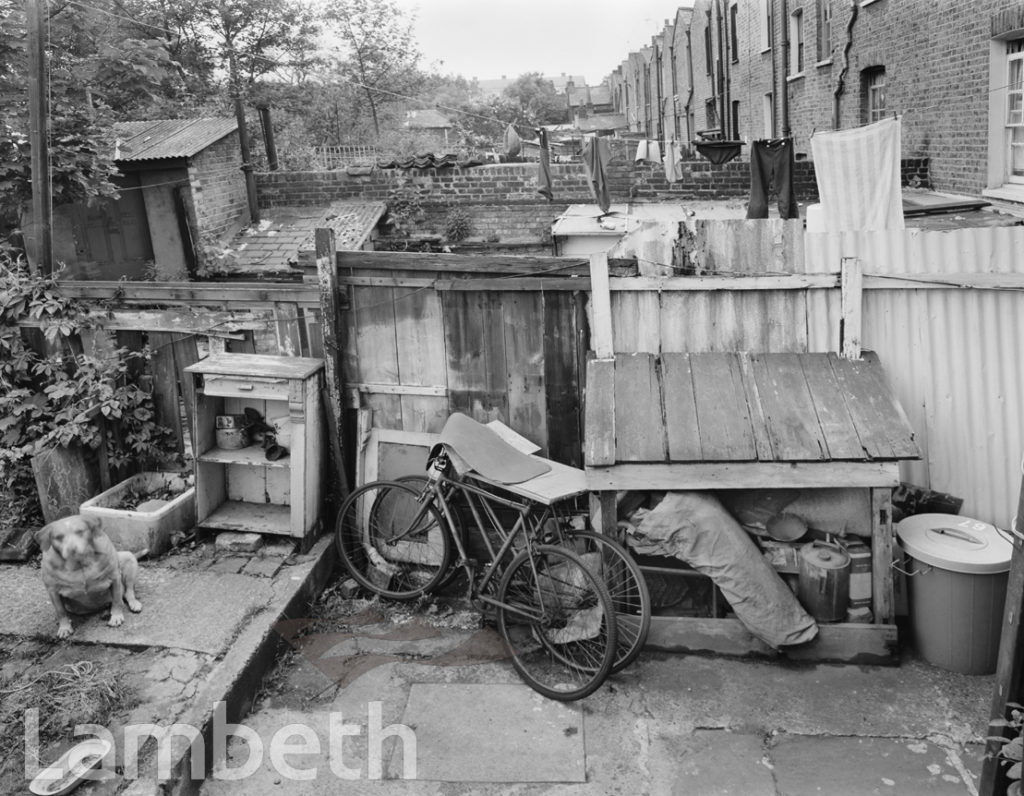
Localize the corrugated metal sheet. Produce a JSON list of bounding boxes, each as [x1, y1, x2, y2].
[[808, 226, 1024, 527], [112, 118, 237, 162]]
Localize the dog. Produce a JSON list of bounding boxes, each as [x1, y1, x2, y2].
[[37, 515, 143, 639]]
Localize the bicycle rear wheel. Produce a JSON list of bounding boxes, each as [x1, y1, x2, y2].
[[559, 530, 651, 674], [335, 480, 453, 601], [495, 545, 617, 701]]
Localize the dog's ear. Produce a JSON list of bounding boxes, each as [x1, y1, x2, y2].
[[35, 523, 56, 554], [82, 515, 102, 539]]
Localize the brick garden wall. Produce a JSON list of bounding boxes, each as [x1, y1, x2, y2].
[[188, 134, 251, 242], [256, 141, 929, 240]]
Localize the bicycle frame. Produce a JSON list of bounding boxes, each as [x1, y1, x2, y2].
[[417, 452, 567, 620]]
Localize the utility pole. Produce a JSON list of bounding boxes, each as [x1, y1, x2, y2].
[[26, 0, 52, 274]]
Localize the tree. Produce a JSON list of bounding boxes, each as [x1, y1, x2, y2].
[[502, 72, 568, 127], [322, 0, 423, 138], [0, 0, 173, 225]]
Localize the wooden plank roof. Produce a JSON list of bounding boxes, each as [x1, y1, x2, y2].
[[585, 351, 920, 466]]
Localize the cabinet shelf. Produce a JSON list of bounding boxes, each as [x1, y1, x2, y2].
[[185, 354, 324, 543], [198, 445, 291, 469], [201, 501, 291, 534]]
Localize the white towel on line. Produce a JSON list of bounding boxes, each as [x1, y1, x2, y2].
[[810, 116, 905, 232]]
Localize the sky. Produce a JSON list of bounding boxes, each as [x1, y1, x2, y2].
[[391, 0, 685, 86]]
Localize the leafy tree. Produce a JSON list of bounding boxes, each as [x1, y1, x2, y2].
[[321, 0, 423, 138], [0, 0, 173, 225], [502, 72, 568, 127]]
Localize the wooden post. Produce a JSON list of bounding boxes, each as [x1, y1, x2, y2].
[[588, 251, 614, 359], [26, 0, 52, 274], [840, 256, 862, 360], [979, 473, 1024, 796], [316, 228, 349, 499]]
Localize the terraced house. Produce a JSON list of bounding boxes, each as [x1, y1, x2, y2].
[[609, 1, 1024, 203]]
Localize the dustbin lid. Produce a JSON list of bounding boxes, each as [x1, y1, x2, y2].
[[896, 513, 1013, 574]]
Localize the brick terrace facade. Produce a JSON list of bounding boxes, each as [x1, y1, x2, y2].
[[610, 1, 1024, 201]]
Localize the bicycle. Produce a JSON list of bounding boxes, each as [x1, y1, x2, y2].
[[339, 450, 618, 700], [394, 473, 652, 674]]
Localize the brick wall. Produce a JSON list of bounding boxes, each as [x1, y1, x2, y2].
[[188, 134, 251, 242], [615, 0, 1020, 198], [256, 147, 929, 232]]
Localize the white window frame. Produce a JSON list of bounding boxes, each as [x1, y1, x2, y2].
[[759, 0, 772, 52], [1007, 41, 1024, 184], [789, 9, 805, 76]]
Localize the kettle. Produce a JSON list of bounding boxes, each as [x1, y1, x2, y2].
[[797, 540, 851, 623]]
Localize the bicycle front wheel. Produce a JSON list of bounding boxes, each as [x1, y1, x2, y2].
[[335, 480, 453, 601], [495, 545, 617, 701], [560, 530, 651, 674]]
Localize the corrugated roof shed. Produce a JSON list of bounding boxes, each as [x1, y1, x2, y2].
[[112, 118, 237, 162]]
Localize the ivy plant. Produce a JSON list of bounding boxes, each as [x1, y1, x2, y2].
[[0, 249, 178, 526]]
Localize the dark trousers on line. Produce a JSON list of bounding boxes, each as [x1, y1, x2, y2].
[[746, 138, 800, 220]]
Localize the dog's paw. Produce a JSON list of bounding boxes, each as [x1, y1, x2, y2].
[[57, 620, 73, 639], [127, 599, 142, 613], [107, 612, 125, 628]]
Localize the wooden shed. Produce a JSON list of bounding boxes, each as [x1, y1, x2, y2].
[[584, 255, 922, 664]]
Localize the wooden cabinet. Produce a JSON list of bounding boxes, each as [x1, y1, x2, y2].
[[185, 354, 324, 542]]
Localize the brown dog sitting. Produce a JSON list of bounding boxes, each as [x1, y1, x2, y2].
[[38, 515, 143, 639]]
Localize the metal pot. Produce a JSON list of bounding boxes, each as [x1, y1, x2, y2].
[[797, 540, 851, 623]]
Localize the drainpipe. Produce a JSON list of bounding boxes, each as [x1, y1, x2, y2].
[[722, 0, 732, 139], [832, 0, 859, 129], [716, 0, 727, 138], [781, 0, 791, 138], [685, 28, 695, 145], [257, 105, 279, 171]]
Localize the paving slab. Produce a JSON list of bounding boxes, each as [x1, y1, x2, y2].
[[389, 683, 586, 783], [659, 729, 776, 795], [0, 565, 277, 655], [770, 734, 975, 795]]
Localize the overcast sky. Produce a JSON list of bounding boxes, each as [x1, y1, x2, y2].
[[392, 0, 684, 85]]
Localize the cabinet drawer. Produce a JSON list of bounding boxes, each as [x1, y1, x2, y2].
[[201, 374, 293, 400]]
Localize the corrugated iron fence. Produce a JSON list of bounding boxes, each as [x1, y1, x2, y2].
[[607, 218, 1024, 527]]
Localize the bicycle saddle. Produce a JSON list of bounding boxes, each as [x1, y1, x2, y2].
[[431, 413, 551, 485]]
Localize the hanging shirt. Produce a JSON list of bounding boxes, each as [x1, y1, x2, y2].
[[634, 139, 662, 164], [581, 135, 611, 214], [537, 128, 553, 201], [663, 139, 683, 183], [504, 124, 522, 158]]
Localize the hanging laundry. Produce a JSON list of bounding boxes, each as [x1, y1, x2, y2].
[[694, 140, 743, 165], [581, 135, 612, 214], [663, 139, 683, 183], [537, 128, 553, 201], [810, 116, 904, 232], [504, 124, 522, 158], [634, 139, 661, 164], [746, 138, 800, 220]]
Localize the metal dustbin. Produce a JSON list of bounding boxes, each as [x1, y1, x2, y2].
[[896, 513, 1013, 675]]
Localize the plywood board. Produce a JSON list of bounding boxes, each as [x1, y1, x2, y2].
[[361, 428, 440, 486], [394, 285, 449, 433]]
